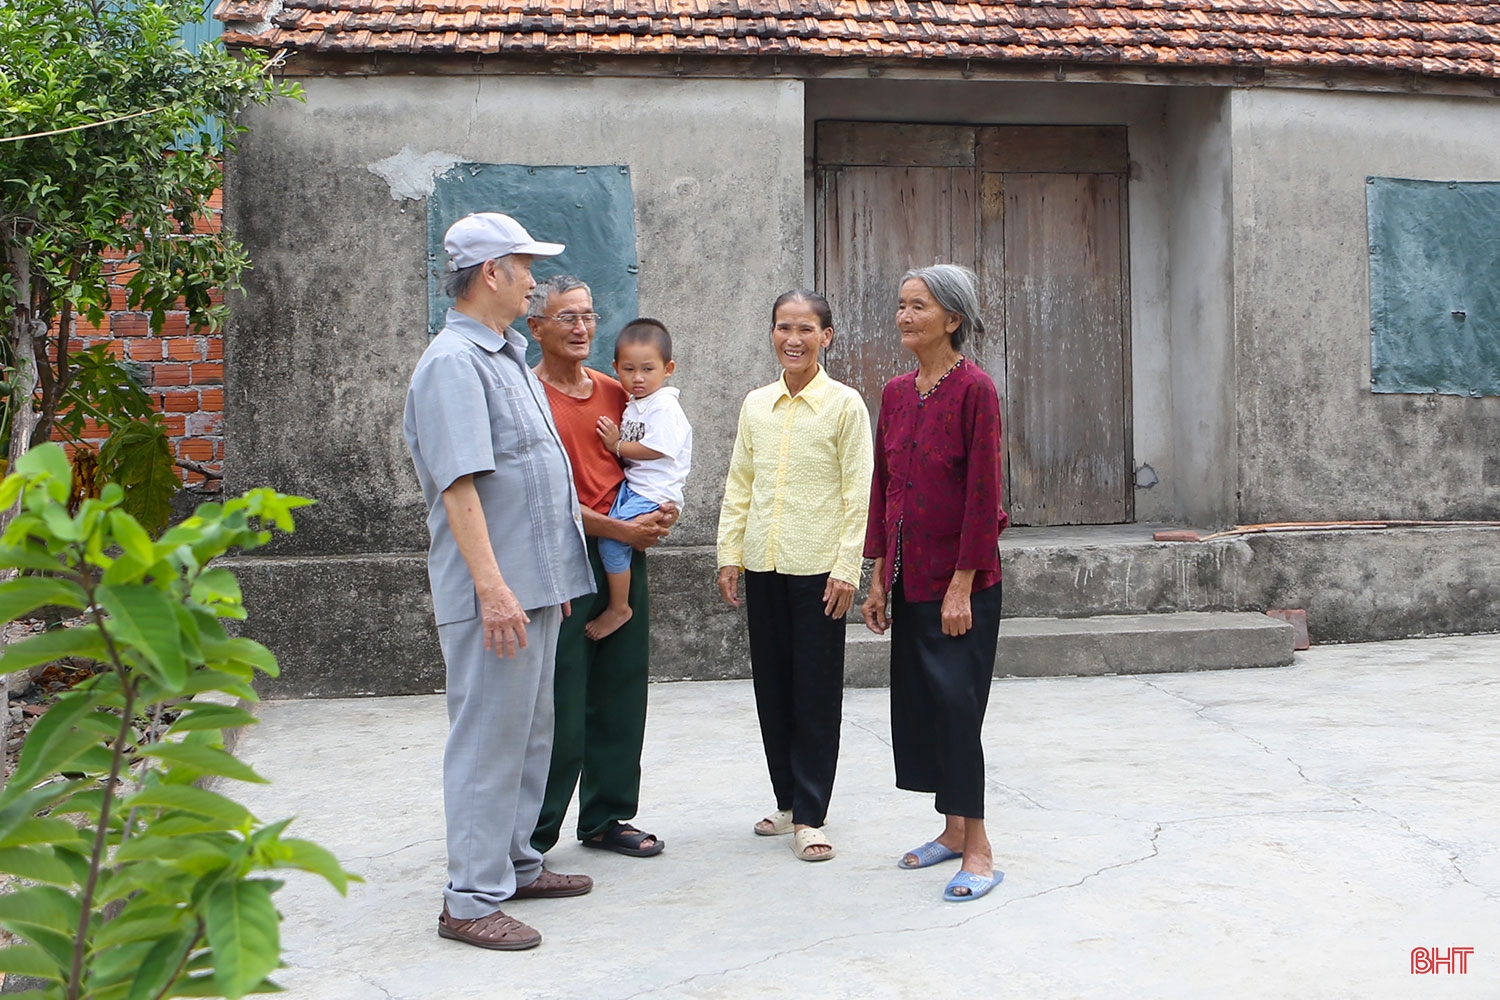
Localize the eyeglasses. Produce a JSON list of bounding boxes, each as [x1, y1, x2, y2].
[[546, 312, 600, 327]]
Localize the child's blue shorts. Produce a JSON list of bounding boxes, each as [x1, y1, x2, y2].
[[599, 482, 662, 575]]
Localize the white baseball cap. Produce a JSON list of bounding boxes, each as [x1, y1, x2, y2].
[[443, 212, 565, 271]]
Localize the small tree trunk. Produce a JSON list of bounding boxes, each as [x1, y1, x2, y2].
[[2, 223, 45, 793]]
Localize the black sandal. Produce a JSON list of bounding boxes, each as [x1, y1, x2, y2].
[[581, 820, 665, 857]]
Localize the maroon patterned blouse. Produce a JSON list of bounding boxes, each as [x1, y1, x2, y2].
[[863, 358, 1008, 602]]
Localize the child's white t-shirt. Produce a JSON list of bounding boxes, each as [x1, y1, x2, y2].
[[620, 386, 692, 507]]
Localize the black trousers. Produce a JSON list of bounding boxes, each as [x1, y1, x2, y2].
[[889, 577, 1003, 819], [744, 571, 846, 828]]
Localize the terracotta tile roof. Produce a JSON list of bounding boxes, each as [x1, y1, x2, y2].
[[217, 1, 1500, 81]]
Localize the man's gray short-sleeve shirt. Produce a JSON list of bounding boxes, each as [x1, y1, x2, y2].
[[404, 309, 593, 622]]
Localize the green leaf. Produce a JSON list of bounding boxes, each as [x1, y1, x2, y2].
[[97, 583, 187, 689], [205, 879, 281, 998], [167, 974, 285, 997], [0, 816, 90, 850], [0, 576, 87, 623], [0, 473, 24, 511], [0, 779, 89, 832], [99, 419, 177, 537], [91, 903, 186, 950], [0, 942, 62, 980], [191, 567, 244, 607], [140, 668, 258, 707], [0, 622, 107, 674], [0, 845, 81, 886], [109, 507, 156, 564], [5, 691, 115, 793], [273, 838, 351, 895], [212, 637, 279, 679], [0, 545, 74, 573], [127, 784, 255, 828], [15, 444, 72, 504], [112, 833, 239, 874], [0, 884, 82, 948], [141, 742, 267, 785], [165, 701, 259, 735], [42, 504, 80, 541], [126, 926, 198, 1000], [101, 550, 149, 587]]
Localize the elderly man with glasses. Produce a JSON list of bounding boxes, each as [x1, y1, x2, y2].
[[527, 275, 674, 859], [404, 214, 596, 952]]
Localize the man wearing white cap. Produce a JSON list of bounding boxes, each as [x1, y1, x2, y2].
[[404, 213, 596, 950]]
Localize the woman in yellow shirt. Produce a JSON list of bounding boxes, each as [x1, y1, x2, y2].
[[715, 290, 873, 863]]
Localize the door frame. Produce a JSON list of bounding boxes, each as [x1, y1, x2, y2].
[[813, 120, 1135, 525]]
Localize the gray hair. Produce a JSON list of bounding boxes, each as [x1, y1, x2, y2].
[[901, 263, 985, 350], [441, 256, 522, 301], [442, 262, 484, 300], [528, 273, 592, 318]]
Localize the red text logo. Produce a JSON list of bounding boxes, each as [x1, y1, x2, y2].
[[1411, 947, 1473, 974]]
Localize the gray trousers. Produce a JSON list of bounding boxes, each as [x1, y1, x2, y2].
[[439, 603, 561, 919]]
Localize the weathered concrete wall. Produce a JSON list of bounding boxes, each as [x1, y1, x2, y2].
[[220, 76, 1500, 698], [1228, 88, 1500, 522], [232, 527, 1500, 697], [1165, 88, 1236, 529], [225, 75, 805, 553], [223, 75, 802, 690], [804, 79, 1179, 524]]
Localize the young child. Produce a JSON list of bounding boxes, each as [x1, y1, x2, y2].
[[590, 318, 693, 640]]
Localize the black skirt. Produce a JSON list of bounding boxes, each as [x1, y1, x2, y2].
[[889, 577, 1002, 818]]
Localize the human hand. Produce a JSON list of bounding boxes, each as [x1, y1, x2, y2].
[[823, 577, 855, 618], [940, 581, 973, 636], [478, 583, 530, 657], [562, 599, 572, 619], [656, 501, 680, 528], [596, 416, 621, 453], [861, 582, 888, 635], [623, 510, 670, 550], [717, 566, 742, 608]]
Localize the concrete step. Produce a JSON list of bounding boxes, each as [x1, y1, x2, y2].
[[844, 611, 1295, 686]]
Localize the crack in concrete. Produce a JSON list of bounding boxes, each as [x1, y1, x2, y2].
[[342, 836, 444, 864], [465, 78, 481, 144], [1136, 678, 1500, 902], [844, 714, 892, 748], [987, 776, 1048, 810], [613, 824, 1163, 1000], [359, 974, 396, 1000], [848, 712, 1048, 810]]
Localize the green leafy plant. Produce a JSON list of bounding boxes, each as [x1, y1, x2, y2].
[[0, 443, 350, 999], [1, 0, 303, 531]]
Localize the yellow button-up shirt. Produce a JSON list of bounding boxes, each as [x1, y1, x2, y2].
[[716, 366, 874, 585]]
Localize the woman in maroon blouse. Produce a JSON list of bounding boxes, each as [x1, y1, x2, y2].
[[860, 263, 1008, 903]]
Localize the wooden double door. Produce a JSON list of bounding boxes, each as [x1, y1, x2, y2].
[[815, 122, 1133, 526]]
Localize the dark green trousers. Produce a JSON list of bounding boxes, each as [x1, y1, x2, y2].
[[532, 540, 650, 852]]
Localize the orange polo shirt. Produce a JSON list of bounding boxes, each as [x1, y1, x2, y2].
[[541, 368, 629, 515]]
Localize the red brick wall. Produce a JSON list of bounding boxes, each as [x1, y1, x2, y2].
[[52, 188, 225, 492]]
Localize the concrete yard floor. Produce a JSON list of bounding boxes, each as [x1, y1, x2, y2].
[[234, 635, 1500, 1000]]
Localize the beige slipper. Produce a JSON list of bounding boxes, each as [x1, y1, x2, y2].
[[754, 809, 794, 837], [792, 826, 836, 862]]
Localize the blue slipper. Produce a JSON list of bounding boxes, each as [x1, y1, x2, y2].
[[943, 869, 1002, 902], [897, 841, 962, 870]]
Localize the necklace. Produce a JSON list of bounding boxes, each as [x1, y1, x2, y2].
[[916, 356, 964, 401]]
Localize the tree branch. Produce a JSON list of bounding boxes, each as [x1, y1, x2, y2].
[[176, 457, 222, 482]]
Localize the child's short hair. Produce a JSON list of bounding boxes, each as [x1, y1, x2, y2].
[[615, 317, 673, 363]]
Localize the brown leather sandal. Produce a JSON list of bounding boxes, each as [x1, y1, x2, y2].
[[438, 905, 541, 951], [511, 867, 594, 899]]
